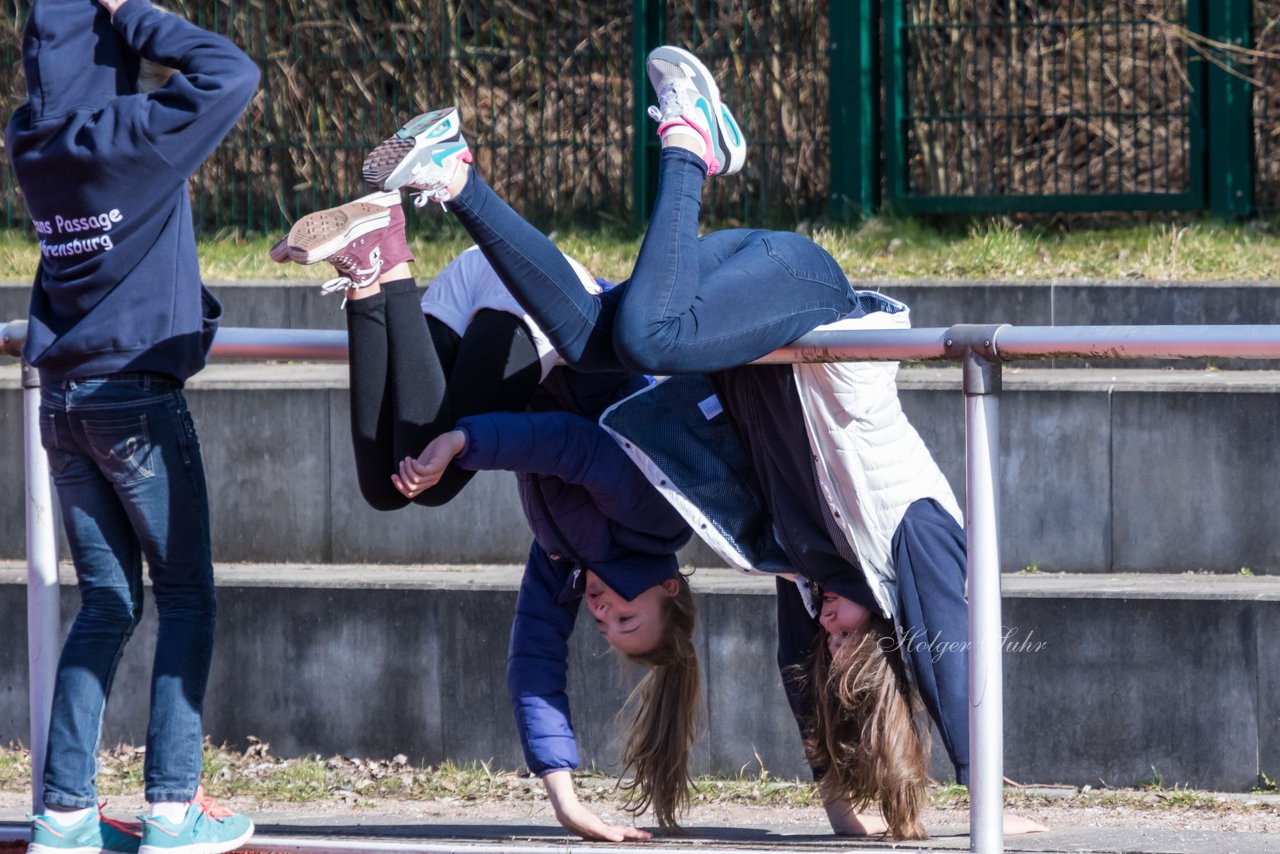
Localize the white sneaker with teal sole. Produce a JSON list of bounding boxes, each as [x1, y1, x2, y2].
[[137, 789, 252, 854], [645, 45, 747, 176], [362, 106, 473, 208], [27, 810, 141, 854]]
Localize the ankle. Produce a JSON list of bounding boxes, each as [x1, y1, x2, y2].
[[44, 805, 94, 827], [446, 161, 471, 200], [147, 801, 189, 823], [345, 280, 382, 301], [661, 130, 706, 158]]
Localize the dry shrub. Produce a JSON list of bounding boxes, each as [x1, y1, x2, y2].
[[902, 0, 1194, 200], [1256, 1, 1280, 211]]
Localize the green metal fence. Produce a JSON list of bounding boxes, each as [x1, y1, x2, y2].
[[0, 0, 831, 233], [883, 0, 1205, 213], [0, 0, 1276, 232]]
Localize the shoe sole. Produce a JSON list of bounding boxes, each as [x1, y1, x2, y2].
[[363, 107, 460, 191], [647, 46, 746, 175], [272, 191, 399, 265], [287, 203, 390, 265], [27, 845, 116, 854], [137, 822, 253, 854]]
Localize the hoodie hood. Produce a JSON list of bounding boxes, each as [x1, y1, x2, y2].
[[21, 0, 140, 121]]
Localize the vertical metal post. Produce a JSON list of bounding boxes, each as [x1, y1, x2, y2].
[[829, 0, 881, 218], [963, 349, 1004, 854], [881, 0, 907, 209], [23, 360, 60, 814], [631, 0, 666, 227], [1203, 0, 1254, 217]]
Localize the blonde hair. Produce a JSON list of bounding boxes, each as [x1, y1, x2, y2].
[[616, 574, 702, 831], [137, 58, 178, 94], [805, 614, 930, 840]]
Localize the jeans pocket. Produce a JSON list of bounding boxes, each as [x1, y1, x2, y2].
[[761, 232, 848, 291], [38, 412, 74, 476], [82, 415, 156, 485]]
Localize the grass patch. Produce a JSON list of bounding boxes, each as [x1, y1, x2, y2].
[[0, 218, 1277, 283], [0, 743, 1262, 816]]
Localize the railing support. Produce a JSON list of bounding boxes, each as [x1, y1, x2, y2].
[[948, 325, 1007, 854], [23, 359, 60, 814]]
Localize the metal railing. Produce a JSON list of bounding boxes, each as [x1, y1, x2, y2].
[[7, 318, 1280, 854]]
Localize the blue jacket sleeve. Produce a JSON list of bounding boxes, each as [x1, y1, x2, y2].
[[110, 0, 260, 177], [507, 542, 580, 775], [456, 410, 687, 539]]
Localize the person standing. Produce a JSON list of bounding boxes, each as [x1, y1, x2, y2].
[[7, 0, 259, 851]]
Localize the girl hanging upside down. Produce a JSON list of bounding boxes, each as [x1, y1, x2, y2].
[[351, 44, 1046, 840], [270, 200, 698, 840]]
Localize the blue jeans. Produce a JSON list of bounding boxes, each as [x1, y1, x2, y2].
[[446, 147, 856, 374], [39, 373, 214, 807]]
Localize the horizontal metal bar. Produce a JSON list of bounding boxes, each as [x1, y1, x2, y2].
[[210, 327, 349, 362], [993, 325, 1280, 361], [9, 322, 1280, 367], [1, 319, 27, 359], [753, 327, 951, 363]]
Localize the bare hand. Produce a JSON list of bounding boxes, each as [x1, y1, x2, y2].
[[97, 0, 128, 14], [543, 770, 652, 843], [824, 799, 888, 837], [391, 430, 465, 499]]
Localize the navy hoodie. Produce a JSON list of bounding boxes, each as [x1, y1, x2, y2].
[[5, 0, 260, 382]]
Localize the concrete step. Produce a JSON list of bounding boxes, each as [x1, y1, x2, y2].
[[3, 563, 1276, 791], [5, 363, 1280, 574]]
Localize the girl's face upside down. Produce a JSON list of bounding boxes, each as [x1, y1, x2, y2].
[[819, 591, 873, 656], [584, 570, 679, 657]]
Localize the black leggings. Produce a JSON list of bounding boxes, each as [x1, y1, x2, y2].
[[346, 277, 542, 509]]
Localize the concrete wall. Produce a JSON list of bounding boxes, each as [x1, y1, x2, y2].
[[7, 365, 1280, 573], [1, 569, 1276, 790]]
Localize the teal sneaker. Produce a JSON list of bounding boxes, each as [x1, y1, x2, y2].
[[28, 808, 141, 854], [137, 789, 253, 854], [645, 45, 747, 176], [362, 106, 473, 208]]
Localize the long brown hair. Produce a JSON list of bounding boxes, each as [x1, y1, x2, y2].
[[805, 614, 930, 840], [616, 574, 702, 831]]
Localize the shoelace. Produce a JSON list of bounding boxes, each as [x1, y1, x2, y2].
[[192, 789, 234, 821], [99, 805, 142, 840], [408, 149, 473, 209], [320, 246, 385, 296], [647, 79, 696, 125]]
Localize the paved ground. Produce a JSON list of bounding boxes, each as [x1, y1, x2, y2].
[[5, 806, 1280, 853]]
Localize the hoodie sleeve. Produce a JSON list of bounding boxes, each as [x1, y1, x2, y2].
[[456, 411, 688, 539], [507, 542, 580, 775], [110, 0, 259, 176]]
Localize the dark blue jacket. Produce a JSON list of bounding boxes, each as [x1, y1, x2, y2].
[[6, 0, 260, 383], [453, 369, 691, 775]]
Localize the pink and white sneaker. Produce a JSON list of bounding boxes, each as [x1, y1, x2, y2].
[[645, 45, 746, 176], [282, 190, 414, 294]]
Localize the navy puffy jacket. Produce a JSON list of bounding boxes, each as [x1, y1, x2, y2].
[[452, 369, 691, 775]]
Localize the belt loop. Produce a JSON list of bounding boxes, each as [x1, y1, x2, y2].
[[143, 374, 151, 391]]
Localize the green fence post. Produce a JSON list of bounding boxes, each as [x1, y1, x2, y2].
[[881, 0, 907, 212], [1203, 0, 1254, 217], [632, 0, 666, 227], [829, 0, 881, 219]]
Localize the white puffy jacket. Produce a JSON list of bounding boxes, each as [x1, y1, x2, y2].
[[791, 293, 962, 621]]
